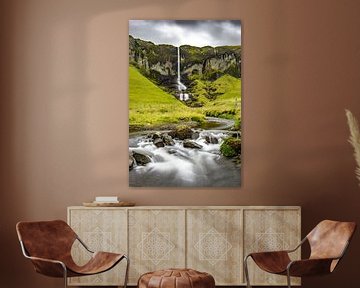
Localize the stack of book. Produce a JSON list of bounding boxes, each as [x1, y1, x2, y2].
[[93, 196, 119, 204], [82, 196, 135, 207]]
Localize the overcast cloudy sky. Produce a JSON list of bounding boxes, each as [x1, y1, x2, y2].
[[129, 20, 241, 47]]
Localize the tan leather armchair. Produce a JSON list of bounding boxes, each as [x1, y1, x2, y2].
[[244, 220, 356, 288], [16, 220, 129, 288]]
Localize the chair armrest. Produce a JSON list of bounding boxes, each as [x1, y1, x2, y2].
[[246, 251, 291, 274], [26, 255, 65, 265], [287, 258, 336, 277], [19, 240, 67, 277], [246, 250, 292, 261], [286, 237, 307, 253], [26, 255, 67, 278], [245, 237, 306, 259], [250, 250, 289, 255], [76, 236, 94, 253]]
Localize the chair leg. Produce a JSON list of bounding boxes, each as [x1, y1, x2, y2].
[[123, 255, 130, 288], [286, 269, 291, 288], [244, 255, 252, 288], [62, 264, 68, 288]]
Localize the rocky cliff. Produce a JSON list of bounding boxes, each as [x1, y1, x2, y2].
[[129, 35, 241, 89]]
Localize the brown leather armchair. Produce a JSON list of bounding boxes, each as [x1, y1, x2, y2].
[[16, 220, 129, 288], [244, 220, 356, 288]]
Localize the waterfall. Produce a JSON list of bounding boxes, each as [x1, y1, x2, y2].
[[177, 46, 189, 101], [177, 46, 181, 88]]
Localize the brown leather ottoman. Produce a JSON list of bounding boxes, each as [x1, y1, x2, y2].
[[138, 268, 215, 288]]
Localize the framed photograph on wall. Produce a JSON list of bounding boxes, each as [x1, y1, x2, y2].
[[128, 20, 241, 187]]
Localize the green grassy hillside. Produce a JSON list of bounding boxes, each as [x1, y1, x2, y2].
[[188, 74, 241, 125], [202, 74, 241, 118], [129, 66, 204, 129]]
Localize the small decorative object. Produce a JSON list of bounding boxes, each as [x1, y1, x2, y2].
[[83, 201, 135, 207], [94, 196, 119, 203], [129, 20, 242, 187], [345, 109, 360, 185], [82, 196, 135, 207]]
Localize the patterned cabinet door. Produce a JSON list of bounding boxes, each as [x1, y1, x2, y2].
[[68, 208, 128, 286], [244, 209, 301, 286], [128, 209, 186, 284], [187, 209, 243, 285]]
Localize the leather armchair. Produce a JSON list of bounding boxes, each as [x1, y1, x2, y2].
[[244, 220, 356, 288], [16, 220, 129, 288]]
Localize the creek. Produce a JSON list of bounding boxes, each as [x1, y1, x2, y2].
[[129, 118, 241, 187]]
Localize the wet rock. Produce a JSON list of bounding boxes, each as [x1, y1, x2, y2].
[[170, 125, 193, 140], [220, 137, 241, 157], [230, 132, 241, 138], [152, 132, 161, 140], [192, 131, 200, 140], [162, 133, 175, 146], [132, 151, 151, 165], [168, 130, 176, 138], [233, 155, 241, 168], [205, 135, 219, 144], [183, 140, 202, 149], [153, 138, 165, 148], [129, 155, 135, 170]]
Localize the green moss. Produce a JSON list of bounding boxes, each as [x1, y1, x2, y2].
[[180, 45, 241, 70], [220, 137, 241, 157], [234, 119, 241, 130], [201, 75, 241, 123]]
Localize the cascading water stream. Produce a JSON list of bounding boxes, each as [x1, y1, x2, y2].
[[129, 129, 240, 187]]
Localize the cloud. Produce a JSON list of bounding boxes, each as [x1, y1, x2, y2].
[[129, 20, 241, 47]]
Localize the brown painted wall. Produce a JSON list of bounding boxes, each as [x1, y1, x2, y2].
[[1, 0, 360, 287]]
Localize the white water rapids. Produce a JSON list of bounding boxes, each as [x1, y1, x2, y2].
[[129, 129, 240, 187]]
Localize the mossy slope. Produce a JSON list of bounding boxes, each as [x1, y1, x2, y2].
[[129, 66, 204, 129]]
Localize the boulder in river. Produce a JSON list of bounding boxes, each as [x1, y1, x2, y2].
[[169, 125, 193, 140], [152, 132, 162, 140], [132, 151, 152, 165], [129, 155, 135, 170], [205, 135, 219, 144], [220, 137, 241, 157], [192, 131, 200, 140], [153, 138, 165, 148], [162, 133, 175, 146], [183, 140, 202, 149]]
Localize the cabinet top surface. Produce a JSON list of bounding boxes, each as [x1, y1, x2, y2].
[[68, 205, 301, 210]]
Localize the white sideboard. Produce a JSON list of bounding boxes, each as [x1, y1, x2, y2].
[[67, 206, 301, 286]]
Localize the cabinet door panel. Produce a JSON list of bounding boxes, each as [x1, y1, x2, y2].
[[128, 209, 186, 284], [244, 209, 301, 286], [187, 209, 243, 285], [68, 209, 127, 286]]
